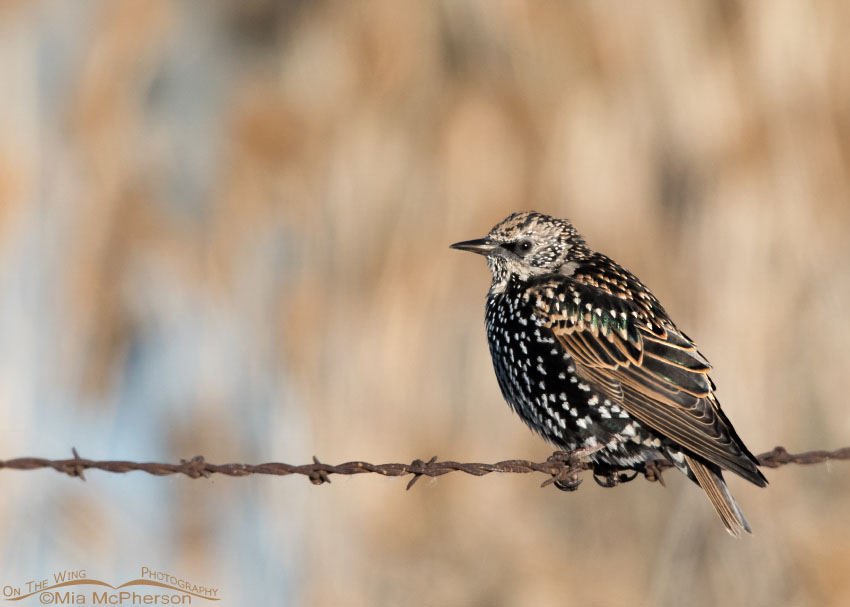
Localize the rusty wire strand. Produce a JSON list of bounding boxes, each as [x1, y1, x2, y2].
[[0, 446, 847, 489]]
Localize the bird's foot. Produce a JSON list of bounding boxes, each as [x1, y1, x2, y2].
[[542, 450, 588, 491], [591, 464, 638, 488], [643, 460, 667, 486]]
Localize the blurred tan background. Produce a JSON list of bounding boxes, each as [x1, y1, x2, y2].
[[1, 1, 849, 606]]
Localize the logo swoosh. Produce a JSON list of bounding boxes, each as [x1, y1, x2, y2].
[[6, 579, 219, 602]]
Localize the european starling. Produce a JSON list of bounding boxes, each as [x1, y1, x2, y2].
[[451, 211, 766, 536]]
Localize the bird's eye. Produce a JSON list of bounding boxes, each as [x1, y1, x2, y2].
[[500, 240, 533, 255]]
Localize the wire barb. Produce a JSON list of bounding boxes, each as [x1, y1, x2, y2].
[[406, 456, 439, 490], [0, 446, 846, 487], [71, 447, 86, 481]]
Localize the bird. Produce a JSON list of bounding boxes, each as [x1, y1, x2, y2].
[[451, 210, 766, 536]]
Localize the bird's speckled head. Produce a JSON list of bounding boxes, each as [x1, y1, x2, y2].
[[451, 211, 590, 293]]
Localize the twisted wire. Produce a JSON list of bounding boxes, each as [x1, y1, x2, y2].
[[0, 445, 846, 489]]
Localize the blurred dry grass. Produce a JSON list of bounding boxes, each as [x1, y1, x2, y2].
[[0, 1, 849, 606]]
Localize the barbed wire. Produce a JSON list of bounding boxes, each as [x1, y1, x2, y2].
[[0, 445, 847, 490]]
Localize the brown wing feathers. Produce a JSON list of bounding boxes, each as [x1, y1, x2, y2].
[[535, 281, 766, 488]]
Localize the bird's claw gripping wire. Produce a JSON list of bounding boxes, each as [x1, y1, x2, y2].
[[542, 448, 603, 491], [592, 466, 639, 488]]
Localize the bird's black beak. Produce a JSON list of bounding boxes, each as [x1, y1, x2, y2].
[[450, 237, 496, 256]]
